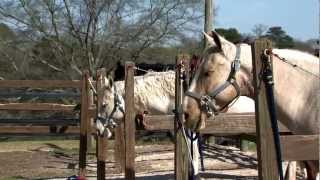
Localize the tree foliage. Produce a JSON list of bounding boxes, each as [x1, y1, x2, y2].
[[215, 28, 242, 43], [252, 24, 268, 38], [265, 26, 294, 48]]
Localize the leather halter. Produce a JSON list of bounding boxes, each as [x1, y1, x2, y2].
[[185, 45, 242, 116]]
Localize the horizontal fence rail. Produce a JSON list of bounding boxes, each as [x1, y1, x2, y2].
[[0, 103, 76, 111], [0, 80, 82, 88], [0, 125, 79, 135], [0, 92, 80, 99], [0, 118, 79, 125], [281, 135, 319, 161], [0, 79, 84, 136], [142, 113, 290, 135]]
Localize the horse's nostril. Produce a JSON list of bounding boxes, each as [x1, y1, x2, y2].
[[184, 112, 189, 120]]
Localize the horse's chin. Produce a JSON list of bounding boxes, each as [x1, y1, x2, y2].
[[185, 112, 207, 132], [113, 112, 124, 120], [197, 112, 207, 131]]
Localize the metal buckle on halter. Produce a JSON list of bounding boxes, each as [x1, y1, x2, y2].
[[199, 95, 214, 117], [232, 59, 241, 72], [96, 116, 118, 137]]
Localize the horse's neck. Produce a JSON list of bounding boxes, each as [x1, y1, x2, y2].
[[114, 81, 125, 95], [243, 49, 319, 134], [115, 72, 176, 114], [272, 53, 319, 134]]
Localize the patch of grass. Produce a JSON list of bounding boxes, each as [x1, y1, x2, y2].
[[247, 142, 257, 151]]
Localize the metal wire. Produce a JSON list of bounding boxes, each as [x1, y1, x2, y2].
[[133, 67, 152, 73], [88, 78, 97, 95], [265, 49, 319, 78]]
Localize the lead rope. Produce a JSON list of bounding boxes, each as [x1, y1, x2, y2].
[[88, 78, 97, 95], [261, 50, 284, 180]]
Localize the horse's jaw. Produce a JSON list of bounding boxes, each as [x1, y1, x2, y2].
[[236, 68, 255, 98]]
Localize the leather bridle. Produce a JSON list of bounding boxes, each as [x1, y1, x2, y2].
[[185, 45, 242, 116]]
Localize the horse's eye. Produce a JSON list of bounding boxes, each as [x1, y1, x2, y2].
[[204, 70, 214, 77]]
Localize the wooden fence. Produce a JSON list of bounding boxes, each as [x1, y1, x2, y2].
[[0, 78, 87, 136]]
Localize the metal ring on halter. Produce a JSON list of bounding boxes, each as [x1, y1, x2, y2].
[[199, 95, 215, 117]]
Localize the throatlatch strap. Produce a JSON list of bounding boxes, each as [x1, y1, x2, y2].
[[185, 91, 202, 100]]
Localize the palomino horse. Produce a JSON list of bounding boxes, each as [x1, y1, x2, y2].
[[183, 31, 319, 179]]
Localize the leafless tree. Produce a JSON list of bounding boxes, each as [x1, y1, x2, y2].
[[0, 0, 203, 79], [252, 23, 268, 38]]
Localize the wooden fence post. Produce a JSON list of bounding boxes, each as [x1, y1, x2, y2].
[[252, 39, 279, 180], [114, 120, 125, 173], [79, 70, 90, 177], [175, 55, 189, 180], [125, 62, 135, 180], [96, 68, 108, 180]]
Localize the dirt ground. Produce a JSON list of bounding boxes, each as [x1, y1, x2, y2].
[[0, 137, 305, 180]]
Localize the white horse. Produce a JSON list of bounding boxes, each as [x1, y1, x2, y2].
[[183, 31, 319, 179]]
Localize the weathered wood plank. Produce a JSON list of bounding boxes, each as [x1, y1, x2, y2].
[[143, 113, 290, 135], [281, 135, 319, 161], [0, 118, 78, 125], [79, 71, 90, 177], [114, 120, 125, 173], [0, 103, 76, 111], [125, 62, 135, 180], [96, 69, 108, 180], [252, 39, 279, 180], [0, 80, 82, 88]]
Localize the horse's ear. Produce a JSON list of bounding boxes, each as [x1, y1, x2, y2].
[[106, 68, 115, 79], [203, 31, 222, 50], [103, 75, 113, 89], [205, 30, 236, 56], [203, 31, 215, 46], [106, 74, 114, 87], [210, 31, 222, 50]]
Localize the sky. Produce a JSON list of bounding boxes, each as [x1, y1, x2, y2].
[[214, 0, 318, 41]]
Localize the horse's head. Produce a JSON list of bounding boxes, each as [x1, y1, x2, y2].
[[183, 31, 252, 131], [100, 75, 125, 121]]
